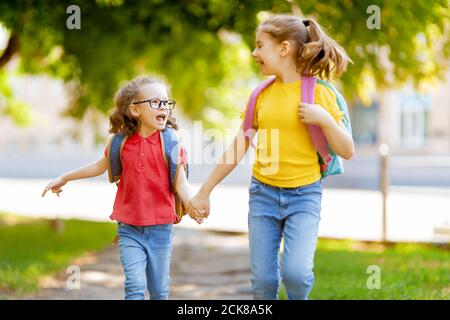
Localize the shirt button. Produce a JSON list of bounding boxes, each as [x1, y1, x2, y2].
[[142, 153, 144, 156]]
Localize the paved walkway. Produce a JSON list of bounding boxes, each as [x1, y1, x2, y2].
[[2, 179, 450, 243], [20, 228, 252, 300]]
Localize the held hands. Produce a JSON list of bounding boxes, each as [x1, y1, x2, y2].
[[298, 103, 333, 127], [41, 176, 67, 197], [187, 191, 210, 225], [187, 206, 205, 224]]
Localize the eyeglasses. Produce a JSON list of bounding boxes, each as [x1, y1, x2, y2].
[[132, 98, 176, 110]]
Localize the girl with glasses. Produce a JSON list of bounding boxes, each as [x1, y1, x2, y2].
[[42, 76, 203, 300]]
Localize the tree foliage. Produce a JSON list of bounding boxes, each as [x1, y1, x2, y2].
[[0, 0, 448, 128]]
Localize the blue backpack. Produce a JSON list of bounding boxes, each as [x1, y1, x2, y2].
[[316, 79, 353, 178], [106, 127, 189, 223]]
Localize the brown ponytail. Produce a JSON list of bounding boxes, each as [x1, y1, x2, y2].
[[258, 14, 352, 80], [108, 76, 178, 136]]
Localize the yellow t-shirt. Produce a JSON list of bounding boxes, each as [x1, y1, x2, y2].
[[241, 79, 344, 188]]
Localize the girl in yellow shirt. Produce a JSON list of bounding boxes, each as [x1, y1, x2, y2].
[[190, 14, 354, 299]]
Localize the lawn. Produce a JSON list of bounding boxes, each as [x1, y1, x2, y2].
[[0, 213, 116, 298], [280, 239, 449, 299], [1, 212, 449, 300]]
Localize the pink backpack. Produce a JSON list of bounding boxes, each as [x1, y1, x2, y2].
[[243, 75, 333, 174]]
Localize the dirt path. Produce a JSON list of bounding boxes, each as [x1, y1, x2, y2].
[[20, 228, 253, 300]]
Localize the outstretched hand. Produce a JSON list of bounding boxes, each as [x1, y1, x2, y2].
[[42, 177, 67, 197]]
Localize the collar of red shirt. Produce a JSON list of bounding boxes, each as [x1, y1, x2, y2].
[[127, 131, 160, 145]]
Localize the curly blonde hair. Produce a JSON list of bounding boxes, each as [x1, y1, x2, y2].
[[108, 76, 178, 136]]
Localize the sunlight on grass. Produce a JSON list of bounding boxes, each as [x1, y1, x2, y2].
[[0, 213, 116, 298], [279, 238, 449, 300]]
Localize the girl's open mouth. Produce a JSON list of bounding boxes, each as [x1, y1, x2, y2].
[[156, 114, 166, 122]]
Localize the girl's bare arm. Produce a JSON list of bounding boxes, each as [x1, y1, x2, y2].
[[175, 160, 209, 224], [201, 122, 250, 196], [174, 165, 194, 206], [42, 155, 108, 197], [299, 102, 354, 160], [190, 122, 251, 216], [62, 155, 108, 181], [321, 119, 354, 160]]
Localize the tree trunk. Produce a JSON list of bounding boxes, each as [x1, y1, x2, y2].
[[50, 218, 64, 234], [0, 32, 20, 69]]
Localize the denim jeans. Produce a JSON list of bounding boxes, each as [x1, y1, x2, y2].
[[117, 222, 173, 300], [248, 176, 322, 300]]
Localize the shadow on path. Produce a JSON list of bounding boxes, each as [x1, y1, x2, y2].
[[21, 228, 253, 300]]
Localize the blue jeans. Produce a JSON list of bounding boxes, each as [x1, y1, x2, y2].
[[117, 222, 173, 300], [248, 176, 322, 300]]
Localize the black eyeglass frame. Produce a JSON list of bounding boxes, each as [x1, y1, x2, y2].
[[132, 98, 176, 110]]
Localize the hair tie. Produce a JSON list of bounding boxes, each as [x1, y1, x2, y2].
[[303, 20, 309, 27]]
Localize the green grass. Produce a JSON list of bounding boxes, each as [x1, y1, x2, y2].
[[0, 213, 116, 298], [279, 239, 450, 300], [1, 213, 449, 300]]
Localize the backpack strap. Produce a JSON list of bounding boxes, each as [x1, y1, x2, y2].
[[243, 76, 333, 172], [301, 75, 333, 172], [160, 127, 190, 223], [243, 77, 276, 146], [160, 128, 179, 193], [160, 127, 189, 189], [107, 133, 126, 246], [107, 133, 127, 185]]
